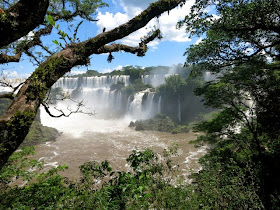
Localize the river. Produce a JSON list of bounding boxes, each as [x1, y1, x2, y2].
[[33, 109, 207, 180]]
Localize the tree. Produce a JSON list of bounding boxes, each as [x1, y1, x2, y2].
[[0, 0, 189, 170], [179, 0, 280, 208]]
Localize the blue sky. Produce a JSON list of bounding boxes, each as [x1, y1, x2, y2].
[[1, 0, 202, 78]]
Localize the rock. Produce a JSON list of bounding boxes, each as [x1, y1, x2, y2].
[[129, 121, 135, 127]]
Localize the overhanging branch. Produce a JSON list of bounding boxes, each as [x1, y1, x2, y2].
[[95, 29, 162, 56]]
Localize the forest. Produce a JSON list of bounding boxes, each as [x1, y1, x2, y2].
[[0, 0, 280, 209]]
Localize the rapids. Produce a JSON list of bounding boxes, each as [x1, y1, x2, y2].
[[34, 108, 207, 180]]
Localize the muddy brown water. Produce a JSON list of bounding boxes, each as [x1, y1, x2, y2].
[[33, 111, 208, 180]]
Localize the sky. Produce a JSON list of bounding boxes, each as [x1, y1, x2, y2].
[[1, 0, 202, 78]]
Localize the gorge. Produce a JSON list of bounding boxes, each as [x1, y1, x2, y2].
[[1, 65, 211, 179]]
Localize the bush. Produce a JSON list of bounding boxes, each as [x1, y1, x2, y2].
[[171, 125, 190, 134], [133, 114, 176, 132], [22, 121, 60, 147]]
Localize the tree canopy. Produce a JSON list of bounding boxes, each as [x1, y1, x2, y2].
[[178, 0, 280, 208], [178, 0, 280, 74]]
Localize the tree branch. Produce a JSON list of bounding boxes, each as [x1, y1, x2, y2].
[[0, 52, 22, 63], [0, 24, 53, 64], [95, 29, 162, 56], [0, 92, 14, 99]]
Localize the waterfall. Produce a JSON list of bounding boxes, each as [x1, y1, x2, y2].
[[146, 92, 155, 116], [116, 91, 122, 111], [53, 75, 131, 90], [128, 91, 146, 119], [141, 74, 173, 87], [49, 75, 172, 120], [0, 78, 26, 93], [178, 95, 181, 122], [158, 96, 162, 113], [126, 89, 158, 120], [126, 95, 131, 112]]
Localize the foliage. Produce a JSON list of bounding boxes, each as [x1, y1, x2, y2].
[[134, 114, 176, 132], [171, 125, 190, 134], [121, 79, 152, 96], [0, 146, 192, 209], [1, 143, 268, 209], [158, 74, 186, 96], [110, 81, 125, 92], [69, 70, 100, 77], [123, 66, 144, 83], [179, 0, 280, 208], [0, 146, 43, 190], [191, 153, 264, 209], [130, 113, 192, 134], [179, 0, 279, 74]]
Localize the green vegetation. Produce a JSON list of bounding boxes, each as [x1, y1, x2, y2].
[[131, 114, 176, 132], [171, 125, 190, 134], [158, 74, 186, 96], [177, 0, 280, 208], [69, 70, 100, 77], [121, 79, 152, 96], [129, 114, 190, 134], [123, 66, 144, 83], [0, 99, 60, 147], [156, 75, 209, 123], [70, 64, 190, 78], [0, 145, 264, 209], [110, 81, 125, 91], [22, 121, 60, 147]]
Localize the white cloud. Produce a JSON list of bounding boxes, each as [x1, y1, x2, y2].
[[96, 0, 194, 48], [19, 31, 35, 41], [195, 37, 203, 45], [2, 70, 18, 78], [96, 12, 129, 33], [101, 65, 123, 73], [102, 68, 112, 73], [115, 65, 123, 70], [69, 70, 86, 75], [2, 70, 30, 78]]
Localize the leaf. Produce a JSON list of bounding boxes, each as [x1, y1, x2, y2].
[[52, 40, 59, 45], [46, 15, 55, 26]]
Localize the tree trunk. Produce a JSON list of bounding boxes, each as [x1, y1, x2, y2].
[[0, 0, 49, 48]]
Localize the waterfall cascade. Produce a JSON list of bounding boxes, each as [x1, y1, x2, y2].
[[158, 95, 162, 113], [52, 75, 162, 120], [53, 75, 130, 90], [178, 95, 181, 122], [1, 73, 198, 122]]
